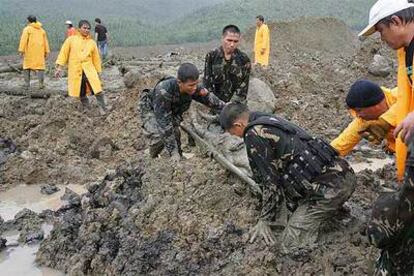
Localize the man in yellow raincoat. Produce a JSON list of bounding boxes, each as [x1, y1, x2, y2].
[[55, 20, 108, 115], [18, 15, 50, 90], [359, 0, 414, 181], [331, 80, 397, 156], [254, 15, 270, 66]]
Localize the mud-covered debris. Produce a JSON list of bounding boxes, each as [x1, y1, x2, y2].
[[0, 237, 6, 250], [0, 138, 17, 165], [60, 188, 81, 210], [6, 208, 45, 244], [40, 184, 60, 195]]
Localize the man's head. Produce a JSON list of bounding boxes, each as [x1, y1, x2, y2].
[[95, 18, 101, 24], [177, 63, 200, 95], [359, 0, 414, 49], [27, 15, 37, 23], [78, 20, 91, 37], [346, 80, 388, 120], [65, 20, 73, 27], [221, 25, 241, 56], [220, 103, 250, 137], [256, 15, 264, 27]]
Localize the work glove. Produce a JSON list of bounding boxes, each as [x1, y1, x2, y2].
[[249, 219, 276, 245], [358, 118, 391, 145]]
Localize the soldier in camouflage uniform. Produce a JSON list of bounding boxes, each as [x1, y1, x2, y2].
[[219, 103, 356, 251], [203, 25, 251, 104], [368, 140, 414, 275], [138, 63, 225, 160]]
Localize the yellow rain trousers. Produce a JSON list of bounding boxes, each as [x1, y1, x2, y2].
[[18, 22, 50, 70], [56, 33, 102, 97], [331, 87, 397, 156], [254, 24, 270, 66]]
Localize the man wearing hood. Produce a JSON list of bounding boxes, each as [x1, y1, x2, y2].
[[18, 15, 50, 90], [55, 20, 108, 115]]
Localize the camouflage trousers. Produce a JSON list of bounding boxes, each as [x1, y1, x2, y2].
[[141, 112, 181, 158], [281, 159, 356, 252], [138, 90, 181, 158]]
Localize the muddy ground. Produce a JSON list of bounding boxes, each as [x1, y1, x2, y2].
[[0, 17, 400, 275]]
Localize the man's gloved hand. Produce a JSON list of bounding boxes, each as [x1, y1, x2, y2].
[[249, 219, 276, 245], [358, 118, 391, 145]]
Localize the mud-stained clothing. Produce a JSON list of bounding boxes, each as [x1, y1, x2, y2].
[[203, 47, 251, 103], [139, 77, 225, 157], [368, 145, 414, 275], [244, 112, 356, 250]]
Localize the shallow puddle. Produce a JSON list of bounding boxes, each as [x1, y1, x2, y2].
[[0, 184, 86, 221], [0, 184, 86, 275], [350, 157, 394, 173], [0, 224, 64, 276]]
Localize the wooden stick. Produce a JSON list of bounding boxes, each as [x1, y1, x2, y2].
[[181, 124, 262, 195]]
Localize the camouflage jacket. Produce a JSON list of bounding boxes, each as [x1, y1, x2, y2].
[[244, 112, 338, 221], [368, 153, 414, 275], [203, 47, 251, 103], [148, 77, 224, 155], [244, 114, 291, 221]]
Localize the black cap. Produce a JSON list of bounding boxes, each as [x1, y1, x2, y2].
[[346, 80, 385, 108]]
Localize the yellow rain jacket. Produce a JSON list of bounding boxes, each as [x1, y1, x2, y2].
[[331, 87, 398, 156], [254, 23, 270, 66], [381, 48, 414, 181], [18, 22, 50, 70], [56, 32, 102, 97]]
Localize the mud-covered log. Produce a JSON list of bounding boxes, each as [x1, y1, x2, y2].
[[181, 124, 262, 196], [0, 87, 67, 98], [0, 63, 22, 74]]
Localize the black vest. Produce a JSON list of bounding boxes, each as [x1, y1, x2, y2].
[[244, 113, 338, 200]]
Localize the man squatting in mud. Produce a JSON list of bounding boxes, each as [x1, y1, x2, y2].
[[331, 79, 397, 156], [139, 63, 225, 161], [204, 25, 251, 104], [359, 0, 414, 273], [219, 103, 356, 251]]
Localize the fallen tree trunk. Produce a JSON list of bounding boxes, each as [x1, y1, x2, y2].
[[0, 87, 67, 98], [123, 61, 180, 66], [181, 124, 262, 196]]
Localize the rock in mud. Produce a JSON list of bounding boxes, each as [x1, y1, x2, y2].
[[40, 184, 60, 195], [123, 70, 140, 88], [247, 78, 277, 113], [368, 54, 392, 77]]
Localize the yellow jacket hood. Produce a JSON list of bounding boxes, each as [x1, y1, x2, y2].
[[29, 22, 42, 29]]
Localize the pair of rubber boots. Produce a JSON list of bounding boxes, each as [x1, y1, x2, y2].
[[23, 70, 44, 90]]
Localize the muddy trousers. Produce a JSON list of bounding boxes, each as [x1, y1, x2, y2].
[[280, 160, 356, 252], [23, 69, 44, 89]]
